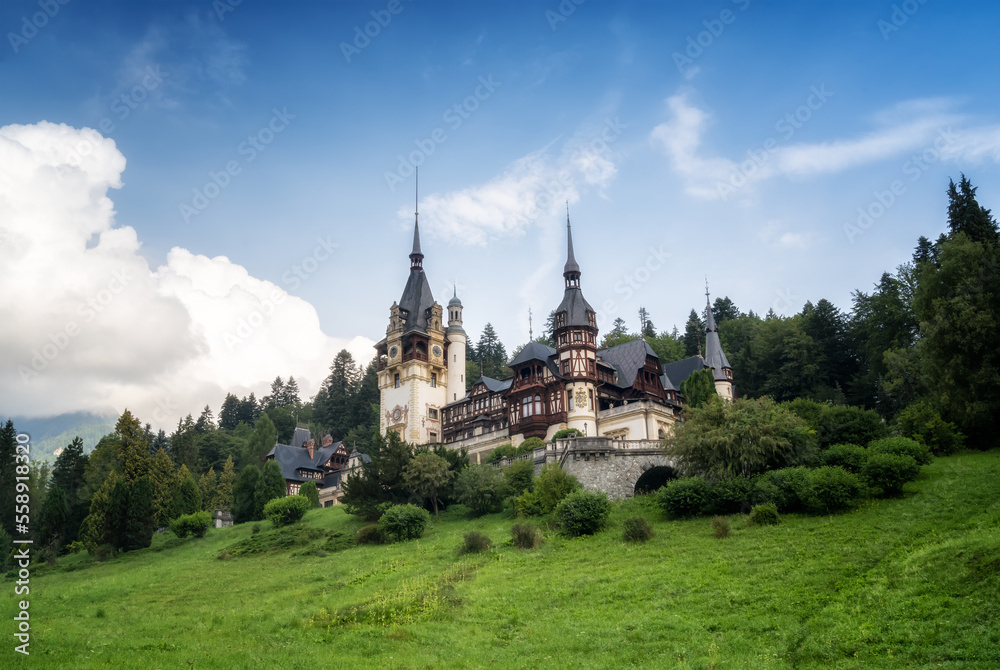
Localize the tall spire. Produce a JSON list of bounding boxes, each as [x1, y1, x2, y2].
[[704, 278, 717, 332], [410, 168, 423, 269], [564, 201, 580, 284], [703, 280, 731, 378]]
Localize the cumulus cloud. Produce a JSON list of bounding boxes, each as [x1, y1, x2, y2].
[[403, 117, 627, 246], [0, 122, 372, 428], [650, 92, 996, 201]]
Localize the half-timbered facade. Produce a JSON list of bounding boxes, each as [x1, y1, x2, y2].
[[379, 212, 735, 463]]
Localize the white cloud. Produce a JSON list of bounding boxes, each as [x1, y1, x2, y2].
[[405, 118, 625, 246], [0, 122, 371, 429], [650, 92, 996, 201]]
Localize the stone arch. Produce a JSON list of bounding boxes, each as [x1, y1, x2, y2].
[[631, 459, 677, 495]]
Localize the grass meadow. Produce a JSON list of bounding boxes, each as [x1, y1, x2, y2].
[[6, 450, 1000, 669]]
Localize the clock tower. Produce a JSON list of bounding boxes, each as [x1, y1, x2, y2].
[[376, 220, 448, 444]]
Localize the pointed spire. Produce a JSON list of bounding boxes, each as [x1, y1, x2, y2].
[[564, 201, 580, 281], [410, 169, 423, 269], [528, 306, 534, 341], [704, 279, 717, 333]]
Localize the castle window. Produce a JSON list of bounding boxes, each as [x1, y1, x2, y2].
[[561, 359, 569, 375], [522, 395, 533, 417], [394, 373, 400, 388], [573, 331, 582, 342], [534, 394, 543, 416], [567, 390, 574, 410], [559, 333, 568, 345], [428, 408, 438, 420], [431, 373, 437, 387], [429, 431, 438, 442], [588, 390, 594, 410]]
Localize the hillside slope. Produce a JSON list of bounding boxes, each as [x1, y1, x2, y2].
[[8, 451, 1000, 669]]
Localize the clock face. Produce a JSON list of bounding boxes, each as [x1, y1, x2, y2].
[[389, 346, 398, 358], [432, 345, 442, 358]]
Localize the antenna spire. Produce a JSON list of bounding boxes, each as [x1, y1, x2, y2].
[[409, 168, 423, 269], [528, 307, 534, 341]]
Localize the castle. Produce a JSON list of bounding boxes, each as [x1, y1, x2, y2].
[[375, 215, 734, 463]]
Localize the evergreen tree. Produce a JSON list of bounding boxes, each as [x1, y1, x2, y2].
[[233, 465, 260, 523], [475, 323, 508, 379], [679, 368, 716, 409], [946, 174, 999, 246], [638, 307, 657, 338], [0, 420, 16, 538], [219, 393, 241, 430], [265, 407, 296, 445], [124, 477, 155, 551], [319, 350, 361, 438], [149, 447, 176, 527], [245, 413, 278, 466], [282, 376, 301, 407], [351, 359, 380, 432], [51, 437, 89, 545], [194, 405, 216, 433], [240, 393, 261, 425], [170, 415, 198, 472], [215, 456, 237, 512], [801, 298, 854, 400], [712, 296, 740, 323], [300, 481, 320, 509], [116, 410, 150, 487], [171, 467, 202, 519], [403, 452, 455, 517], [266, 376, 285, 409], [539, 310, 557, 347], [103, 478, 129, 551], [38, 484, 68, 550], [683, 309, 704, 357], [255, 460, 286, 519], [80, 470, 120, 552], [601, 317, 634, 348], [198, 468, 217, 511]]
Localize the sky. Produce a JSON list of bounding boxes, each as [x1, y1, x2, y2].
[[3, 0, 1000, 430]]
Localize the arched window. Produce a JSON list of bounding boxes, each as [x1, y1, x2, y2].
[[534, 394, 542, 416]]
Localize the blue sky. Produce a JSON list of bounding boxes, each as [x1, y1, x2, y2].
[[3, 0, 1000, 426]]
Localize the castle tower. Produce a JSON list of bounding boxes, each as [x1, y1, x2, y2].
[[376, 219, 448, 444], [445, 286, 467, 404], [552, 209, 599, 435], [703, 287, 734, 401]]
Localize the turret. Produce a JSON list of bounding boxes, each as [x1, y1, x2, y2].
[[703, 286, 734, 401], [446, 286, 467, 404]]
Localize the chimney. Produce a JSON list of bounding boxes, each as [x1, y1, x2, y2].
[[322, 435, 333, 448], [305, 439, 314, 460]]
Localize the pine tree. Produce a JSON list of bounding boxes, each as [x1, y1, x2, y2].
[[0, 420, 17, 538], [38, 484, 68, 549], [245, 413, 277, 467], [712, 296, 740, 323], [283, 377, 301, 407], [104, 478, 130, 551], [266, 377, 285, 409], [80, 470, 119, 552], [299, 481, 320, 509], [171, 467, 202, 519], [947, 174, 999, 246], [195, 405, 216, 433], [198, 468, 217, 511], [683, 309, 704, 357], [351, 360, 380, 433], [170, 415, 198, 472], [320, 350, 361, 438], [638, 307, 656, 339], [51, 436, 89, 545], [124, 476, 155, 551], [219, 393, 241, 430], [149, 448, 176, 527], [116, 410, 151, 488], [475, 323, 508, 379], [241, 394, 261, 425], [233, 465, 260, 523], [215, 456, 237, 512], [255, 460, 286, 519]]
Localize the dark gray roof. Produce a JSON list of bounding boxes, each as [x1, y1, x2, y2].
[[398, 268, 435, 333], [448, 285, 462, 307], [662, 356, 708, 392], [598, 338, 659, 388], [291, 427, 311, 449], [555, 288, 595, 328], [564, 217, 580, 275], [472, 375, 512, 393], [268, 439, 345, 485], [704, 297, 732, 380], [509, 341, 558, 367]]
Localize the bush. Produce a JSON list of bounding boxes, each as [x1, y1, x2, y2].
[[511, 522, 542, 549], [862, 452, 920, 497], [711, 516, 730, 539], [816, 405, 889, 450], [554, 490, 611, 536], [454, 465, 505, 516], [487, 444, 516, 463], [515, 464, 580, 516], [895, 401, 964, 455], [251, 523, 261, 535], [169, 511, 212, 539], [377, 504, 430, 542], [460, 531, 493, 554], [263, 495, 310, 527], [622, 517, 654, 543], [705, 477, 754, 515], [819, 443, 868, 473], [553, 428, 582, 439], [517, 437, 546, 455], [748, 503, 780, 526], [752, 468, 809, 513], [501, 459, 535, 499], [798, 466, 863, 515], [868, 436, 932, 466], [656, 477, 711, 519], [356, 524, 387, 545]]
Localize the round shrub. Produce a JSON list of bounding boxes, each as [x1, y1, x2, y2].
[[263, 495, 311, 527], [862, 452, 920, 497], [711, 516, 730, 539], [554, 490, 611, 536], [894, 401, 964, 456], [516, 437, 546, 455], [819, 444, 868, 473], [514, 464, 580, 516], [460, 531, 493, 554], [656, 476, 711, 519], [798, 466, 863, 514], [377, 504, 430, 542], [511, 522, 542, 549], [868, 436, 932, 466], [356, 524, 387, 545], [705, 477, 754, 515], [752, 468, 808, 513], [748, 502, 780, 526], [169, 510, 212, 538], [487, 444, 516, 463], [622, 517, 653, 543], [553, 428, 582, 439], [454, 464, 505, 516]]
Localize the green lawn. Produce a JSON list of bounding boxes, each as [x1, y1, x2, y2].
[[7, 450, 1000, 669]]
